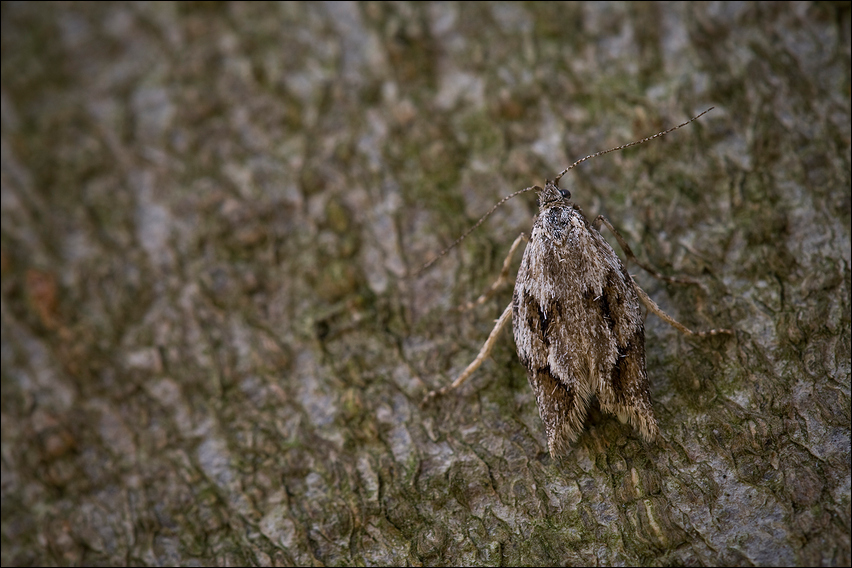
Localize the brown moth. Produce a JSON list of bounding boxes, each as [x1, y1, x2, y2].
[[512, 180, 655, 456], [422, 108, 732, 457]]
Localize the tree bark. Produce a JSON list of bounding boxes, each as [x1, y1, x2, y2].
[[2, 2, 849, 565]]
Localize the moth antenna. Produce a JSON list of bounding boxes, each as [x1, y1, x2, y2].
[[553, 107, 714, 184], [415, 185, 539, 275], [416, 107, 713, 275]]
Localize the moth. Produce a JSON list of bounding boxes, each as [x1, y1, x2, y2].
[[421, 109, 732, 457]]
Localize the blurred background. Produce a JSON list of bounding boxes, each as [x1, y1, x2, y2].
[[2, 2, 849, 565]]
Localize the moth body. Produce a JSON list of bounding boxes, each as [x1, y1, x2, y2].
[[512, 181, 658, 455]]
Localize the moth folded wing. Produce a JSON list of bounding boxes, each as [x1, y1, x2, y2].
[[513, 288, 592, 457], [526, 364, 592, 457], [593, 267, 659, 442], [605, 338, 659, 442]]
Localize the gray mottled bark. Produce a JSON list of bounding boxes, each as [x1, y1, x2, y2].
[[2, 2, 849, 566]]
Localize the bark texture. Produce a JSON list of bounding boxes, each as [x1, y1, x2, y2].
[[2, 2, 849, 566]]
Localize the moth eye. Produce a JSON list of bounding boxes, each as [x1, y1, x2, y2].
[[560, 189, 571, 199]]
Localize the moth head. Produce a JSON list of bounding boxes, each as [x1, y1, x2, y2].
[[539, 180, 571, 208]]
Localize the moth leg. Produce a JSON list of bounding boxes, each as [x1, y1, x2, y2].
[[423, 302, 513, 404], [594, 215, 732, 336], [593, 215, 698, 286], [460, 233, 526, 311], [632, 277, 733, 337]]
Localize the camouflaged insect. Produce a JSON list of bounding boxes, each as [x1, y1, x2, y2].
[[421, 109, 731, 457], [512, 180, 656, 456]]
